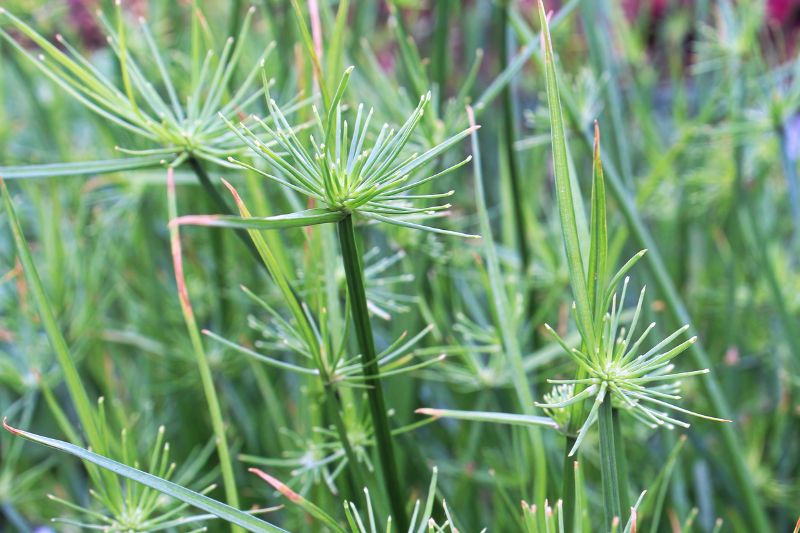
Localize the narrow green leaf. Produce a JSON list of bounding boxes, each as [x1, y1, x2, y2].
[[587, 121, 608, 325], [1, 180, 101, 451], [2, 421, 286, 533], [467, 106, 548, 501], [290, 0, 329, 108], [173, 207, 345, 231], [415, 408, 558, 429], [166, 168, 242, 529], [326, 0, 350, 97], [536, 0, 595, 351], [0, 156, 166, 179]]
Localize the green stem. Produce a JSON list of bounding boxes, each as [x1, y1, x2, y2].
[[187, 156, 264, 268], [561, 91, 771, 533], [598, 397, 621, 531], [336, 214, 408, 531], [593, 136, 769, 532], [611, 408, 630, 515], [561, 436, 577, 533], [431, 0, 452, 108], [497, 1, 530, 270], [167, 173, 242, 533]]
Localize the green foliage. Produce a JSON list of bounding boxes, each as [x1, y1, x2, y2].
[[0, 1, 797, 532]]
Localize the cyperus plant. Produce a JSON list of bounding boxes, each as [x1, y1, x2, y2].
[[177, 65, 477, 529], [0, 3, 275, 174], [535, 2, 727, 529]]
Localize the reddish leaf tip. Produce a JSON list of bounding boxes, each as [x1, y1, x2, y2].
[[249, 468, 301, 503], [3, 418, 20, 435]]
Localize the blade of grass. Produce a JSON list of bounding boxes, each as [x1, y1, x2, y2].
[[166, 168, 242, 533], [0, 156, 166, 179], [3, 421, 286, 533], [536, 0, 594, 351], [467, 106, 549, 502], [1, 179, 98, 444], [415, 408, 557, 429]]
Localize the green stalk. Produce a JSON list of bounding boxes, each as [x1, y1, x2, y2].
[[336, 214, 408, 531], [167, 170, 242, 533], [561, 436, 577, 532], [187, 156, 264, 267], [468, 107, 548, 502], [431, 0, 452, 108], [2, 182, 103, 447], [522, 17, 770, 525], [597, 398, 621, 531], [594, 146, 769, 531], [611, 408, 630, 514], [3, 180, 129, 513], [219, 180, 368, 497], [497, 0, 530, 271]]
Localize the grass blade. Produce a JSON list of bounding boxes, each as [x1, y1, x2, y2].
[[3, 421, 286, 533]]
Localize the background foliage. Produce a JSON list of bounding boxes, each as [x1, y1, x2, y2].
[[0, 0, 798, 531]]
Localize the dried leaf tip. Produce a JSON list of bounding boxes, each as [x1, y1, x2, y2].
[[249, 468, 302, 503], [2, 418, 20, 435], [593, 120, 601, 157]]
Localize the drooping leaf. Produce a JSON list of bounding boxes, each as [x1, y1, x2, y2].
[[3, 421, 287, 533]]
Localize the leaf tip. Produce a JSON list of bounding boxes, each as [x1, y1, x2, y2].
[[2, 418, 20, 436], [249, 468, 302, 503]]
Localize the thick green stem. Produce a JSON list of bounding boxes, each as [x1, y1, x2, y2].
[[598, 398, 621, 531], [336, 214, 408, 531], [561, 436, 577, 533]]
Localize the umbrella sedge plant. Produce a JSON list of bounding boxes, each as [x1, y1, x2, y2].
[[173, 63, 478, 529], [1, 0, 796, 531], [417, 3, 727, 531], [0, 2, 303, 267]]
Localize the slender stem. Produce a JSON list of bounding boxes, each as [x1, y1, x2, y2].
[[336, 214, 408, 531], [561, 436, 577, 532], [431, 0, 451, 108], [497, 1, 530, 270], [598, 398, 621, 531], [611, 408, 630, 515], [167, 171, 242, 533], [187, 156, 264, 267], [517, 22, 769, 528]]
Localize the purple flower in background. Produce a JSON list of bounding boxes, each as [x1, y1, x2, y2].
[[67, 0, 104, 49], [767, 0, 800, 21]]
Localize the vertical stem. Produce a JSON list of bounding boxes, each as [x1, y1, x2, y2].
[[431, 0, 451, 108], [561, 436, 577, 532], [598, 397, 621, 531], [336, 214, 408, 531], [497, 1, 530, 270], [187, 156, 264, 268], [166, 170, 242, 533], [611, 408, 630, 515]]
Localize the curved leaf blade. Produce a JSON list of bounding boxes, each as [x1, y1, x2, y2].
[[3, 421, 287, 533], [172, 207, 345, 231], [0, 156, 167, 179]]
